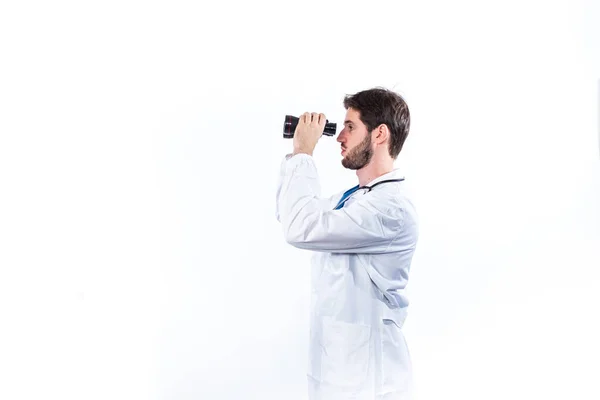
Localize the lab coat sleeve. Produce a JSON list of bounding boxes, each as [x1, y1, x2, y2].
[[275, 153, 342, 223], [276, 153, 404, 254]]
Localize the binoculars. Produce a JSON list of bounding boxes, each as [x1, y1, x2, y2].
[[283, 115, 337, 138]]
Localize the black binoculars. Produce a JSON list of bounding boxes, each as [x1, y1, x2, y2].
[[283, 115, 337, 138]]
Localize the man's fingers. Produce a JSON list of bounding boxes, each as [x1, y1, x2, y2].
[[299, 112, 326, 127], [319, 113, 326, 125]]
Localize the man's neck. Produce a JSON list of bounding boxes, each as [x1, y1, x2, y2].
[[356, 159, 394, 187]]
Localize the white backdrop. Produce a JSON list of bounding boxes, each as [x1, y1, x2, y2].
[[1, 1, 599, 399]]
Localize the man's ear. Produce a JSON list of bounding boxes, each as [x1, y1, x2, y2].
[[373, 124, 389, 144]]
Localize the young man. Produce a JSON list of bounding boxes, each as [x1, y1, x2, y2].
[[276, 87, 419, 399]]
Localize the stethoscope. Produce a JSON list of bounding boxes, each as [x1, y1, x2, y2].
[[333, 178, 405, 210]]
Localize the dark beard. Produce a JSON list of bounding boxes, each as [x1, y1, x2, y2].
[[342, 134, 373, 170]]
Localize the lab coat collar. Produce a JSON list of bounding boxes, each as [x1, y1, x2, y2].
[[362, 168, 405, 188]]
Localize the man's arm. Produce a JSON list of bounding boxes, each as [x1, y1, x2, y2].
[[276, 154, 404, 254], [275, 153, 342, 222]]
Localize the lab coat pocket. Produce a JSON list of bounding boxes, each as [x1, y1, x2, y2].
[[319, 317, 372, 388]]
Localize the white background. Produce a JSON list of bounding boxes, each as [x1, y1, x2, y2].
[[1, 0, 599, 399]]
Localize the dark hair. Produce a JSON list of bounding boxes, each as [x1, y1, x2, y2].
[[343, 87, 410, 159]]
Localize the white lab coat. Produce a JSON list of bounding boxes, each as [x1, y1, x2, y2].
[[276, 153, 419, 400]]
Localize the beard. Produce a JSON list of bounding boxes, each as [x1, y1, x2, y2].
[[342, 133, 373, 170]]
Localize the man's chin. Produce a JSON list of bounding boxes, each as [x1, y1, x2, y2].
[[342, 158, 360, 170]]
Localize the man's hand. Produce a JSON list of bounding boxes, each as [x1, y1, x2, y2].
[[293, 112, 327, 156]]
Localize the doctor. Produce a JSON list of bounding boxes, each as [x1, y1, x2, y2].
[[276, 87, 419, 399]]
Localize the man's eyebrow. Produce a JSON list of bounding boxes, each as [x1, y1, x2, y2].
[[344, 120, 354, 125]]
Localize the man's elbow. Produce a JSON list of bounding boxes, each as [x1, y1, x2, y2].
[[283, 225, 302, 246], [281, 211, 323, 248], [282, 219, 311, 247]]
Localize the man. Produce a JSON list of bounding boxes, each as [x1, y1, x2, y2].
[[276, 87, 419, 399]]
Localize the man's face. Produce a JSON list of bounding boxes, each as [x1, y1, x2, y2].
[[337, 108, 373, 170]]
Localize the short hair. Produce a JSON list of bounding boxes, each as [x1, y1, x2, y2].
[[343, 87, 410, 159]]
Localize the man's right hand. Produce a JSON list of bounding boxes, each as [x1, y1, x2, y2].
[[293, 112, 327, 156]]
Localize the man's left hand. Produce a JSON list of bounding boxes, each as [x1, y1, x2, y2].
[[293, 112, 327, 156]]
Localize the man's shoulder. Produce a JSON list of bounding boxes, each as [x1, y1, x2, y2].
[[365, 183, 418, 221]]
